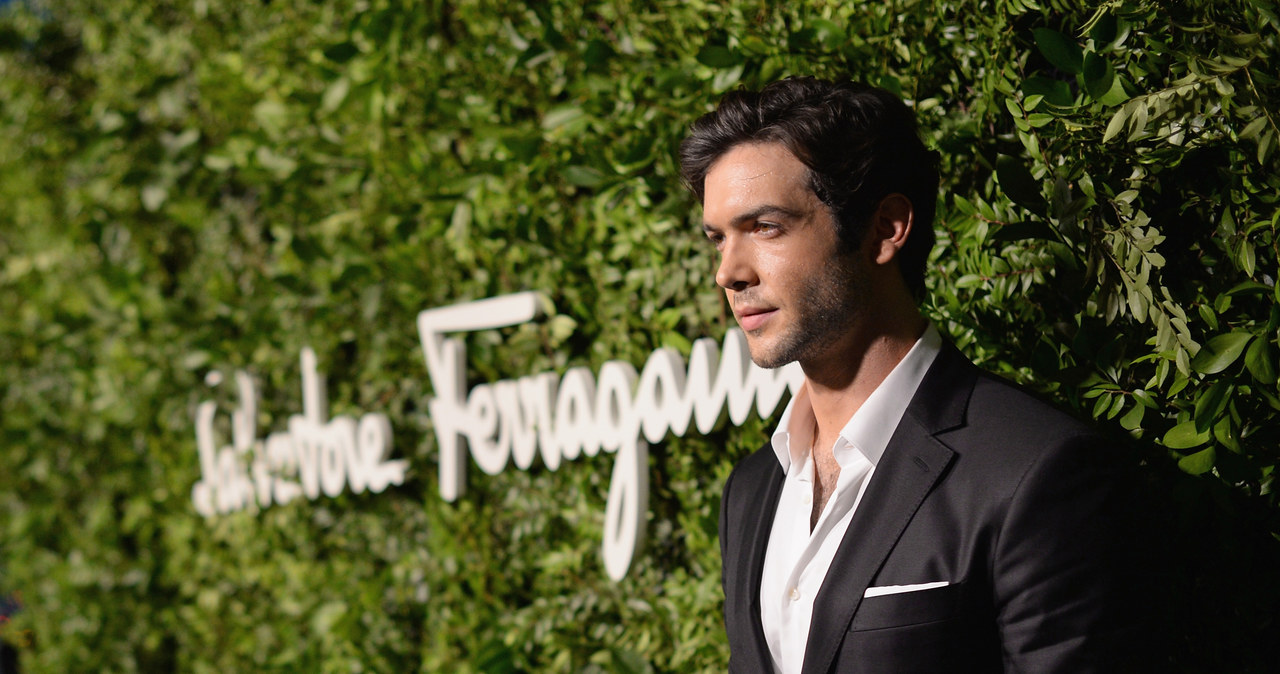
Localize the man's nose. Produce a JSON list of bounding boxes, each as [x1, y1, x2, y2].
[[715, 238, 757, 291]]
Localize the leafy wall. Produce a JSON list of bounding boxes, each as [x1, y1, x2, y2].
[[1, 0, 1277, 671]]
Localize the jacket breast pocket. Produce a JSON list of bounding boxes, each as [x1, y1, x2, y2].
[[849, 581, 963, 631]]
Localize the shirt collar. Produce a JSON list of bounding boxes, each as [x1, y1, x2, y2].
[[770, 324, 942, 473]]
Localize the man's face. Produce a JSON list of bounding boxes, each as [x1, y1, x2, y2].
[[701, 142, 867, 369]]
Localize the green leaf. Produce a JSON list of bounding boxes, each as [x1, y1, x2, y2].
[[996, 155, 1047, 213], [1027, 113, 1054, 128], [1259, 130, 1276, 163], [788, 21, 845, 52], [990, 222, 1057, 243], [1177, 447, 1216, 475], [1197, 304, 1219, 332], [695, 43, 742, 68], [1245, 336, 1277, 385], [449, 201, 472, 238], [320, 77, 350, 114], [1164, 420, 1210, 449], [1240, 240, 1257, 277], [661, 331, 693, 354], [1119, 400, 1145, 430], [474, 638, 517, 674], [541, 105, 585, 131], [1190, 332, 1254, 375], [1213, 416, 1241, 453], [1239, 116, 1268, 140], [1126, 103, 1149, 141], [252, 98, 289, 140], [323, 41, 359, 63], [1103, 105, 1129, 142], [141, 183, 168, 212], [1083, 52, 1115, 101], [180, 350, 210, 370], [807, 19, 846, 50], [309, 601, 347, 634], [254, 146, 297, 179], [1193, 379, 1232, 432], [583, 39, 615, 67], [1033, 28, 1083, 74], [561, 165, 607, 188], [877, 74, 902, 97], [712, 64, 745, 92], [1088, 12, 1118, 46], [607, 647, 655, 674], [203, 154, 234, 172], [1097, 74, 1131, 106], [1003, 97, 1024, 119], [1022, 76, 1074, 107], [1224, 280, 1271, 296], [1106, 394, 1127, 419], [1082, 386, 1109, 399], [547, 314, 578, 345], [1091, 392, 1112, 418]]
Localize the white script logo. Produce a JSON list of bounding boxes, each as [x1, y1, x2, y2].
[[418, 292, 802, 580], [191, 292, 802, 580], [192, 349, 408, 516]]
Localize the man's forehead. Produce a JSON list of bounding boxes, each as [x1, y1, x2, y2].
[[703, 143, 815, 216], [706, 142, 806, 181]]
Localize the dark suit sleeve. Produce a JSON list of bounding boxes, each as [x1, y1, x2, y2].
[[720, 460, 753, 672], [992, 434, 1136, 673], [718, 448, 783, 673], [719, 462, 735, 606]]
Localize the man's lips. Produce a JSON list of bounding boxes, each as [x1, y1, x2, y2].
[[735, 306, 777, 332]]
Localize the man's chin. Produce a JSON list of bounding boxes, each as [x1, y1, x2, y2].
[[745, 344, 794, 370]]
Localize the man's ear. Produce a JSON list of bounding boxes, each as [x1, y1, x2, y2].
[[866, 193, 914, 266]]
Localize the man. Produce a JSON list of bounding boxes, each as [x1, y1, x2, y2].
[[679, 77, 1140, 673]]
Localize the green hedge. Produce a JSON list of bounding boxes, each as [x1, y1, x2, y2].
[[1, 0, 1277, 671]]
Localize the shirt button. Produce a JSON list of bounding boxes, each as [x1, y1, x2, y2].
[[802, 490, 812, 505], [789, 587, 800, 601]]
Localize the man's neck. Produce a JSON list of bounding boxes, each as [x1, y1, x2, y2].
[[801, 315, 928, 454], [800, 314, 926, 528]]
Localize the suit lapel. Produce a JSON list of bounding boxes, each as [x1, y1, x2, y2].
[[800, 344, 975, 674]]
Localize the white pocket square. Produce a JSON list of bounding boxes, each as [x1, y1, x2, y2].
[[863, 581, 950, 598]]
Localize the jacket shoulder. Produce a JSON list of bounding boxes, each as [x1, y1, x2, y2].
[[909, 346, 1115, 484], [966, 369, 1099, 443]]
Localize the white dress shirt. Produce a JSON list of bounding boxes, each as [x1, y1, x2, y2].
[[759, 324, 942, 674]]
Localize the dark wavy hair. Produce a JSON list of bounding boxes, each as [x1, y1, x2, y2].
[[678, 77, 940, 297]]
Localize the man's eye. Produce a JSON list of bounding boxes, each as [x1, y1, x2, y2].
[[756, 222, 780, 234]]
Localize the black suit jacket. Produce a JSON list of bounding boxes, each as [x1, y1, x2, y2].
[[720, 344, 1141, 673]]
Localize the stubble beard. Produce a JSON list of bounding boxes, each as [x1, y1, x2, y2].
[[744, 254, 867, 370]]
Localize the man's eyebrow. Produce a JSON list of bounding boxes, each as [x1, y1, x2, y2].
[[703, 204, 804, 232]]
